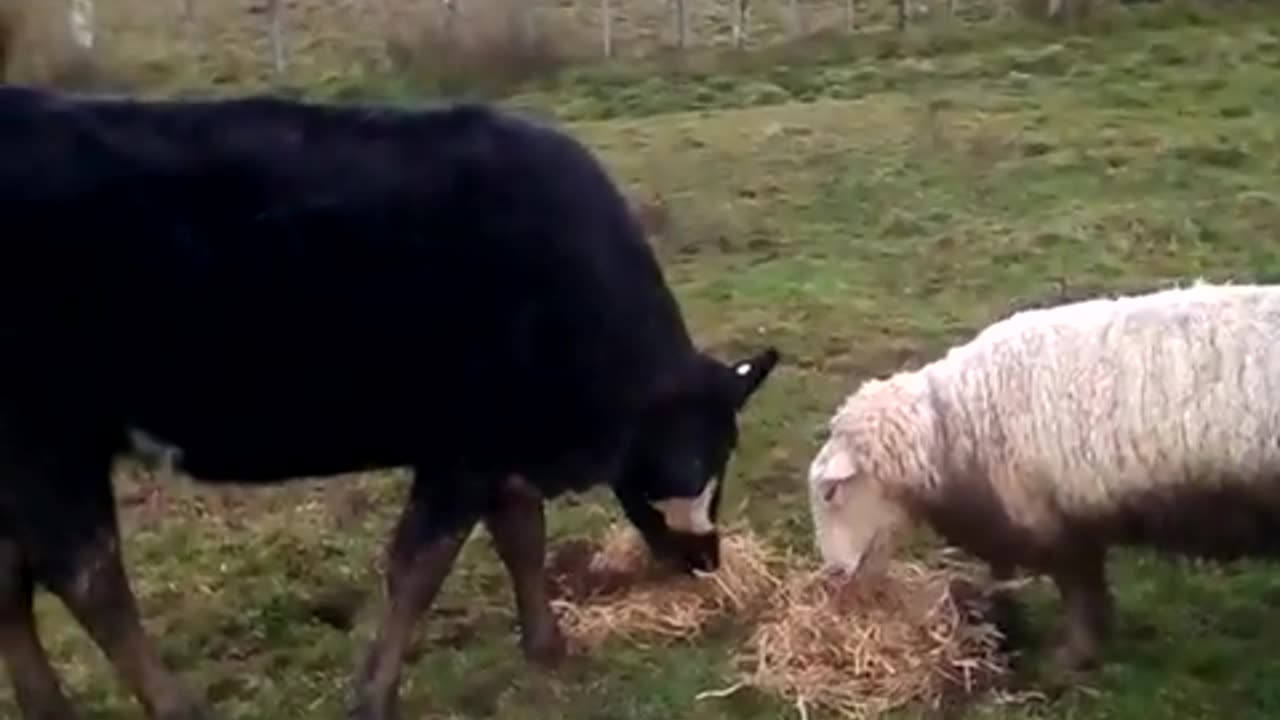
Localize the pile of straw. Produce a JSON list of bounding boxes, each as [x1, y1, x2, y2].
[[547, 523, 779, 651], [547, 524, 1013, 718], [733, 556, 1009, 718]]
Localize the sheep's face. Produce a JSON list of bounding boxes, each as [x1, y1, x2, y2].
[[807, 376, 937, 577], [807, 437, 910, 580]]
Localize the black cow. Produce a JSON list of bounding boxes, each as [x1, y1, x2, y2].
[[0, 84, 779, 720]]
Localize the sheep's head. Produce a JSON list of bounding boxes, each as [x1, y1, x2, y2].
[[806, 376, 937, 580]]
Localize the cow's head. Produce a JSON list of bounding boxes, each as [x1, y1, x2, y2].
[[611, 347, 779, 574]]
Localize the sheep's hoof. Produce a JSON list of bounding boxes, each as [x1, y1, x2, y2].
[[1052, 637, 1100, 671], [990, 596, 1028, 653], [1039, 640, 1099, 693]]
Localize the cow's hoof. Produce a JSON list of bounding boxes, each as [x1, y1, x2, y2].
[[346, 697, 398, 720], [154, 691, 215, 720], [17, 697, 85, 720], [157, 706, 214, 720], [522, 625, 567, 669]]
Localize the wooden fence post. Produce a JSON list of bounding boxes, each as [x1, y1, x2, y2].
[[68, 0, 94, 50], [732, 0, 748, 47], [440, 0, 458, 41], [266, 0, 286, 77], [674, 0, 687, 49], [601, 0, 613, 56]]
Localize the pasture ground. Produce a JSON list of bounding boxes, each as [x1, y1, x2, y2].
[[8, 2, 1280, 718]]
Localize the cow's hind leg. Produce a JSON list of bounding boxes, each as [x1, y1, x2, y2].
[[45, 529, 208, 720], [484, 475, 564, 667], [350, 481, 478, 720], [10, 448, 206, 720], [0, 534, 80, 720]]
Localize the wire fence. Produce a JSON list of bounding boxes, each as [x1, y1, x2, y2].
[[0, 0, 1085, 91]]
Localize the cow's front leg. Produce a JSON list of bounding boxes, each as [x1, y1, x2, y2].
[[483, 475, 564, 667], [349, 485, 477, 720]]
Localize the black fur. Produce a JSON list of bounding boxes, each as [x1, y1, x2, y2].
[[0, 84, 779, 719]]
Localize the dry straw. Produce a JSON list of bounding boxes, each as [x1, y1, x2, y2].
[[548, 523, 780, 650], [547, 524, 1012, 719], [734, 555, 1009, 718]]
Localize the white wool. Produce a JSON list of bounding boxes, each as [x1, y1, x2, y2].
[[816, 280, 1280, 541]]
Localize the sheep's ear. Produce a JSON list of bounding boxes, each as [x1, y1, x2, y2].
[[809, 442, 856, 506], [725, 347, 780, 410]]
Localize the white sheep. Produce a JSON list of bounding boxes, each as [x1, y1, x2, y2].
[[807, 279, 1280, 673]]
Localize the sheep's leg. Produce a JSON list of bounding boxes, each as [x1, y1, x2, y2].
[[1049, 548, 1112, 672], [988, 561, 1027, 654], [483, 475, 565, 667]]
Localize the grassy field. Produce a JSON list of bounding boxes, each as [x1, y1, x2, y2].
[[9, 2, 1280, 719]]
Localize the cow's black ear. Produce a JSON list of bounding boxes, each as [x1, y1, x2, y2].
[[726, 347, 779, 409]]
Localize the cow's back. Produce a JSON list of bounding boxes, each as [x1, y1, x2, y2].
[[0, 86, 693, 481]]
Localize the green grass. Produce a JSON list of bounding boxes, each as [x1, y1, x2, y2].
[[11, 3, 1280, 719]]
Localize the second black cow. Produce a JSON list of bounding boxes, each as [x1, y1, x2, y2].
[[0, 84, 779, 720]]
